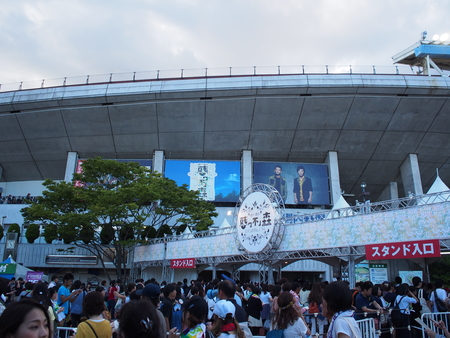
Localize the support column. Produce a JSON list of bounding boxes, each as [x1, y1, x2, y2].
[[325, 151, 341, 206], [0, 164, 3, 180], [241, 150, 253, 192], [153, 150, 164, 174], [64, 152, 78, 182], [267, 262, 274, 285], [400, 154, 423, 197], [348, 254, 355, 289], [378, 182, 399, 201]]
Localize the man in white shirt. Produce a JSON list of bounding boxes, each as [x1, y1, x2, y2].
[[430, 279, 447, 313]]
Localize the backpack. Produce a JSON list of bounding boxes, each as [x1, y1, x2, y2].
[[266, 329, 284, 338], [418, 289, 431, 315], [391, 296, 405, 327], [434, 290, 447, 312]]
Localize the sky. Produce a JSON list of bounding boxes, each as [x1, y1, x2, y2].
[[0, 0, 449, 86]]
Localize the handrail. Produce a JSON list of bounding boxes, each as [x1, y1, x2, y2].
[[0, 64, 443, 93]]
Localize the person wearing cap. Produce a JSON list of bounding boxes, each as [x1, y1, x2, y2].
[[217, 280, 253, 338], [210, 300, 245, 338], [181, 296, 211, 338], [137, 282, 167, 338]]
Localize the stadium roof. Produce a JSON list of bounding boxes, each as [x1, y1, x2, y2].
[[0, 73, 449, 203]]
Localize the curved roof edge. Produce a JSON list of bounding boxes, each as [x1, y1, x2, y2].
[[0, 74, 449, 113]]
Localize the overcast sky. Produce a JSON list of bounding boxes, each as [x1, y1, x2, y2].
[[1, 0, 448, 85]]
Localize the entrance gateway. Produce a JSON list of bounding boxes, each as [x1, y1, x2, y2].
[[235, 183, 285, 284]]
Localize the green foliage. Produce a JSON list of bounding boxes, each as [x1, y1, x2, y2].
[[43, 224, 58, 244], [429, 257, 450, 286], [21, 157, 217, 281], [8, 223, 20, 234], [25, 224, 40, 243]]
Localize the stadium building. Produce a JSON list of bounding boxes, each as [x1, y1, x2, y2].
[[0, 37, 450, 285]]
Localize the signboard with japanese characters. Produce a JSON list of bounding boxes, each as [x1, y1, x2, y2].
[[369, 263, 388, 284], [237, 191, 276, 253], [26, 271, 44, 283], [171, 258, 196, 269], [366, 239, 441, 260]]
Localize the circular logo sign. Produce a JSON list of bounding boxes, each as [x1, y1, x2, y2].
[[237, 191, 276, 253]]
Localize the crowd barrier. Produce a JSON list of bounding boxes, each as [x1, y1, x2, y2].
[[420, 312, 450, 338], [56, 327, 75, 338]]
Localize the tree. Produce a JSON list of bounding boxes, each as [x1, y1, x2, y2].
[[8, 223, 20, 234], [21, 157, 217, 282], [25, 224, 40, 243]]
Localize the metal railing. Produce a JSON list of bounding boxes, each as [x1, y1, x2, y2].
[[0, 64, 444, 93], [141, 190, 450, 245]]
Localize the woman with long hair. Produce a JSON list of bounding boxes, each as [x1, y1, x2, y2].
[[0, 298, 51, 338], [271, 291, 309, 338], [308, 282, 327, 337], [210, 300, 245, 338], [322, 281, 361, 338], [118, 299, 161, 338], [32, 282, 55, 337], [76, 291, 112, 338]]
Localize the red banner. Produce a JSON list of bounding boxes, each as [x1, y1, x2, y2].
[[366, 239, 441, 260], [171, 258, 196, 269]]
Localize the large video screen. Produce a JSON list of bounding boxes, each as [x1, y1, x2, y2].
[[165, 160, 240, 202], [253, 162, 330, 205]]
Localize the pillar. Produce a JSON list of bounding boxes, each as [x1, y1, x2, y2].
[[378, 182, 399, 201], [153, 150, 164, 174], [64, 152, 78, 182], [400, 154, 423, 197], [241, 150, 253, 193], [325, 151, 341, 206]]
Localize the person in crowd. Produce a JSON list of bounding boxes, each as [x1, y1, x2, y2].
[[299, 281, 310, 307], [75, 291, 112, 338], [161, 283, 177, 332], [270, 291, 309, 338], [118, 299, 165, 338], [94, 286, 112, 320], [181, 296, 209, 338], [0, 298, 51, 338], [430, 278, 447, 313], [393, 283, 418, 338], [49, 287, 65, 333], [322, 281, 361, 338], [382, 283, 397, 307], [48, 276, 58, 289], [354, 281, 383, 321], [259, 284, 272, 334], [18, 281, 34, 301], [32, 282, 55, 338], [308, 282, 327, 337], [58, 273, 81, 326], [70, 280, 86, 327], [137, 282, 166, 338], [412, 276, 432, 311], [107, 279, 119, 318], [210, 300, 245, 338], [217, 279, 253, 338], [245, 284, 263, 335], [425, 319, 450, 338], [271, 284, 282, 313]]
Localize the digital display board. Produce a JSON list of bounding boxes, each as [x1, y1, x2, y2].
[[253, 162, 330, 205], [165, 160, 240, 202]]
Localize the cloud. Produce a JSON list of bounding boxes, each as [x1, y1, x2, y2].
[[226, 173, 239, 183], [0, 0, 449, 84]]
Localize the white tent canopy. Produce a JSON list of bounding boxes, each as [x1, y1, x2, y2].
[[326, 195, 355, 218], [419, 170, 450, 205]]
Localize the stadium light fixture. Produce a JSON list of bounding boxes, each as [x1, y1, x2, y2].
[[440, 33, 449, 42]]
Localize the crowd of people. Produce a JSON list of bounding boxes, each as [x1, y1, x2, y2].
[[0, 273, 449, 338], [0, 193, 37, 204]]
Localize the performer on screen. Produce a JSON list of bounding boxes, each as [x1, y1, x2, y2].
[[293, 166, 313, 204], [268, 165, 287, 202]]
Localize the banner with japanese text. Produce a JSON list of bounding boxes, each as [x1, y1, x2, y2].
[[26, 271, 44, 283], [366, 239, 441, 260], [171, 258, 196, 269]]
